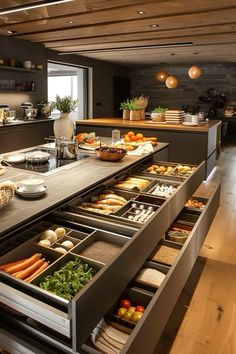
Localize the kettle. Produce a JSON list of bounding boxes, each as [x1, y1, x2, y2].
[[37, 101, 52, 118]]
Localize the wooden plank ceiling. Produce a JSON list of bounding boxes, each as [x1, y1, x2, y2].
[[0, 0, 236, 65]]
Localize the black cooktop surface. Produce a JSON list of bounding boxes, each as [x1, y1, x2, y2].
[[10, 148, 90, 175]]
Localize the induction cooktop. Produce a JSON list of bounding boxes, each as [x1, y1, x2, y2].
[[3, 147, 91, 176]]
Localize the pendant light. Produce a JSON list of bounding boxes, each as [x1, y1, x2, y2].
[[165, 75, 178, 89], [156, 71, 168, 82], [188, 65, 201, 79]]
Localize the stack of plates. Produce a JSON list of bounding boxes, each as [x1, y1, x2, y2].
[[165, 110, 185, 124]]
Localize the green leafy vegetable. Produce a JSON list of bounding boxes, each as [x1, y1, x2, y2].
[[39, 259, 96, 300]]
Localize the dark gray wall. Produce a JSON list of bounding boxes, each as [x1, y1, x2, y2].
[[130, 63, 236, 115], [0, 35, 47, 117]]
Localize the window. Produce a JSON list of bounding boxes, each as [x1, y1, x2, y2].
[[48, 61, 89, 120]]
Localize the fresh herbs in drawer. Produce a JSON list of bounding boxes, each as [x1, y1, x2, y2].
[[39, 259, 96, 300]]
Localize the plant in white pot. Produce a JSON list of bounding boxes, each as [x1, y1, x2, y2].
[[151, 106, 168, 122], [51, 95, 78, 139]]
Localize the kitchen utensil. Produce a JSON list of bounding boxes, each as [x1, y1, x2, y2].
[[25, 151, 50, 163], [56, 138, 78, 159], [16, 185, 47, 198], [3, 153, 26, 164], [25, 108, 38, 119], [37, 102, 52, 118]]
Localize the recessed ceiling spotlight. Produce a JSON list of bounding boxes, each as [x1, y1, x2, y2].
[[170, 53, 175, 56], [193, 52, 199, 55], [137, 11, 145, 15], [4, 30, 17, 34], [149, 24, 159, 29], [67, 20, 73, 24]]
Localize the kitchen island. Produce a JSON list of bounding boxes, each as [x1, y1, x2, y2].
[[0, 139, 220, 354], [76, 118, 221, 178]]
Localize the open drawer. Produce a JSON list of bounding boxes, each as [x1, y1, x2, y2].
[[0, 218, 130, 341], [81, 183, 220, 354]]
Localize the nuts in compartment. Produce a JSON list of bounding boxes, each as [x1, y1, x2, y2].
[[149, 241, 182, 267], [72, 230, 128, 265]]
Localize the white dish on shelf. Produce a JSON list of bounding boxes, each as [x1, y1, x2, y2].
[[16, 185, 47, 198]]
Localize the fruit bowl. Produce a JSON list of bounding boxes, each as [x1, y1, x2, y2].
[[95, 147, 126, 162]]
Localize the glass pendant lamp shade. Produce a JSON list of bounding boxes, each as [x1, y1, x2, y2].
[[156, 71, 168, 82], [165, 75, 178, 89], [188, 65, 201, 79]]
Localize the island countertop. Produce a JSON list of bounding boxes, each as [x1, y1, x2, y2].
[[0, 142, 168, 239], [76, 117, 221, 133]]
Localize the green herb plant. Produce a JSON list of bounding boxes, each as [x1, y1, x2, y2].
[[51, 95, 78, 113], [39, 259, 96, 301], [152, 106, 168, 113]]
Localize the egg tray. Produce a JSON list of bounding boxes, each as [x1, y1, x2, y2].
[[115, 200, 158, 225], [32, 224, 90, 254], [148, 179, 181, 199]]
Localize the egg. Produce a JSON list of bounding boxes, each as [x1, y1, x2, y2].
[[54, 247, 67, 254], [54, 227, 66, 239], [40, 230, 57, 243], [38, 239, 51, 247], [61, 240, 74, 249]]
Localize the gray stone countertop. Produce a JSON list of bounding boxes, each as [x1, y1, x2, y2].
[[0, 118, 54, 127], [0, 142, 168, 238]]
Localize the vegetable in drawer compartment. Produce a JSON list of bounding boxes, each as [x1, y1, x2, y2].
[[39, 259, 96, 301]]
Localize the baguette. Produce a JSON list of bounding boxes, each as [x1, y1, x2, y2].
[[91, 194, 127, 203], [94, 199, 125, 206], [81, 206, 112, 215], [81, 202, 121, 212]]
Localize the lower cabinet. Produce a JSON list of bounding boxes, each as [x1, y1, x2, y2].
[[0, 158, 220, 354], [0, 120, 54, 153]]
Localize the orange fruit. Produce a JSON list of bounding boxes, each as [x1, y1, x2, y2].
[[127, 131, 135, 138], [136, 133, 143, 140], [124, 135, 131, 142], [131, 135, 138, 142]]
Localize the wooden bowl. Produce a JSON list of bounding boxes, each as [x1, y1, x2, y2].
[[95, 147, 126, 162]]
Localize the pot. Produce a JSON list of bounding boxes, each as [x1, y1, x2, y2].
[[56, 138, 78, 159], [25, 151, 51, 164]]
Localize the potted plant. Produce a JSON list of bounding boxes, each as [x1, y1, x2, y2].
[[151, 106, 168, 122], [51, 95, 78, 139], [120, 99, 131, 120], [132, 95, 149, 120], [129, 100, 142, 121]]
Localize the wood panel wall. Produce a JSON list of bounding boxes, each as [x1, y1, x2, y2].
[[130, 64, 236, 116]]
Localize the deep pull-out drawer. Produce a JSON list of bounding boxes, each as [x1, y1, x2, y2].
[[82, 183, 220, 354]]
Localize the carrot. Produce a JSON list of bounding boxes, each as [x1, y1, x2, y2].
[[12, 271, 22, 277], [0, 257, 29, 270], [5, 253, 41, 274], [15, 259, 45, 280], [24, 261, 49, 282]]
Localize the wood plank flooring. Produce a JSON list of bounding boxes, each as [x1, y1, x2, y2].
[[158, 144, 236, 354]]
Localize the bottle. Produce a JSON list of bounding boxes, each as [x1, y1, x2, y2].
[[30, 81, 36, 91], [112, 129, 120, 144]]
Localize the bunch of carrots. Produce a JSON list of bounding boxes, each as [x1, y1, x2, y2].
[[0, 253, 49, 282]]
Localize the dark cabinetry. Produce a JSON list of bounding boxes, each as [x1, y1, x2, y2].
[[0, 120, 54, 153]]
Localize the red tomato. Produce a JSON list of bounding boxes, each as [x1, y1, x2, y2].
[[136, 305, 145, 313], [120, 299, 131, 309]]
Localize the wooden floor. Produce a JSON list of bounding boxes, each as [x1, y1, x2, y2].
[[157, 144, 236, 354]]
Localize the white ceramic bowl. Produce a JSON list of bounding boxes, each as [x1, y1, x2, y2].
[[21, 178, 45, 193]]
